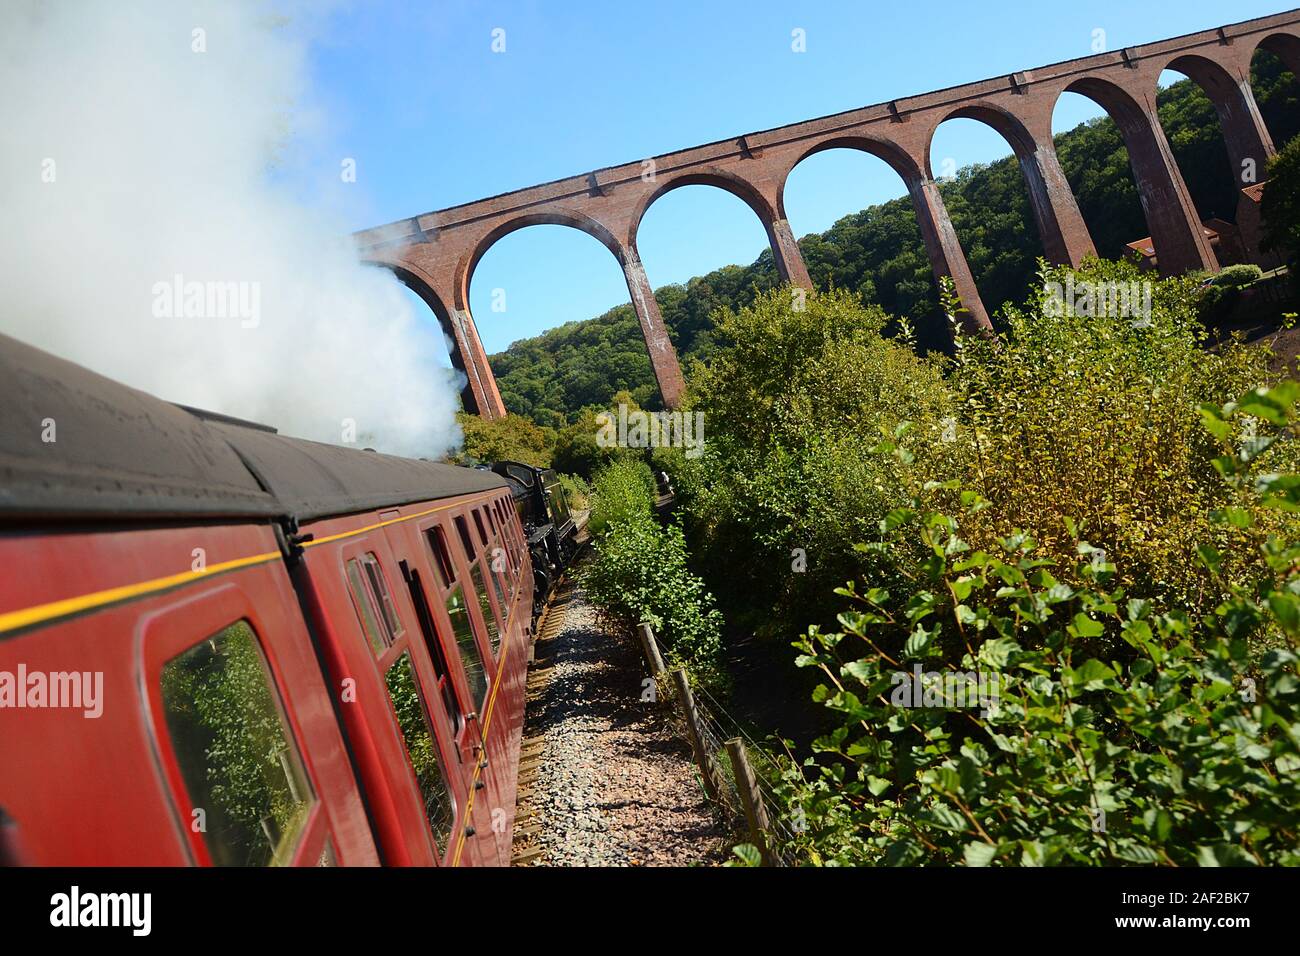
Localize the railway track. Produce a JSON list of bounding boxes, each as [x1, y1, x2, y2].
[[510, 519, 587, 866], [509, 582, 573, 866]]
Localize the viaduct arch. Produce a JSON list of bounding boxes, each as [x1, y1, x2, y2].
[[355, 11, 1300, 419]]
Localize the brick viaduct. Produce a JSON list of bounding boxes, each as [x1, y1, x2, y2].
[[355, 10, 1300, 419]]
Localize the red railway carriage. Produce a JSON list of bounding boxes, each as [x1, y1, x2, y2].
[[0, 333, 533, 866]]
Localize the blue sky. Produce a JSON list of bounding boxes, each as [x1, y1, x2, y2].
[[297, 0, 1291, 356]]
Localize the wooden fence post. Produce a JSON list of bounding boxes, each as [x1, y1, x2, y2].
[[671, 668, 722, 804], [726, 738, 779, 866], [638, 621, 666, 676]]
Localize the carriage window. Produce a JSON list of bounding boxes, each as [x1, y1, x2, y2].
[[488, 542, 512, 605], [401, 560, 463, 734], [0, 806, 24, 867], [345, 560, 384, 654], [507, 507, 524, 561], [345, 554, 402, 654], [473, 509, 489, 548], [426, 526, 456, 590], [160, 620, 314, 867], [445, 586, 488, 706], [363, 554, 404, 642], [491, 558, 509, 611], [383, 652, 456, 856], [345, 554, 403, 652], [494, 505, 518, 570], [470, 564, 501, 655], [486, 509, 516, 585], [454, 515, 476, 561]]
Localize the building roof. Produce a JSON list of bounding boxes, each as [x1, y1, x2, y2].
[[0, 332, 502, 524], [1126, 223, 1223, 261], [1126, 238, 1157, 259]]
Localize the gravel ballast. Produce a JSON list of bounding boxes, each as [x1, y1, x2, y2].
[[513, 583, 731, 867]]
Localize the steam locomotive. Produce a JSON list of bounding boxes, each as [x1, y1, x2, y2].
[[0, 332, 568, 866], [485, 461, 578, 614]]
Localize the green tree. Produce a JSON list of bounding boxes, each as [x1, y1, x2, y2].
[[1262, 135, 1300, 261], [684, 287, 953, 638], [452, 410, 554, 467]]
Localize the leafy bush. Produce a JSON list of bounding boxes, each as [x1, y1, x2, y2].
[[581, 453, 723, 680], [1197, 281, 1240, 325], [681, 264, 1289, 640], [777, 383, 1300, 866], [552, 391, 651, 480], [586, 458, 657, 537], [581, 513, 725, 683], [947, 257, 1293, 624], [551, 410, 609, 479], [1212, 263, 1264, 288], [1195, 263, 1267, 325]]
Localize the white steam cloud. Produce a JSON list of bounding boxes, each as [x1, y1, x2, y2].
[[0, 1, 463, 458]]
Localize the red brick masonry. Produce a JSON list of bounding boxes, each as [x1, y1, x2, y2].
[[355, 12, 1300, 417]]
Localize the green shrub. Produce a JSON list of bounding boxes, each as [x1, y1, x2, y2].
[[777, 383, 1300, 866], [552, 392, 653, 480], [947, 257, 1293, 624], [552, 407, 632, 480], [551, 410, 608, 479], [680, 267, 1291, 640], [1197, 281, 1238, 325], [581, 513, 725, 682], [587, 458, 657, 536], [1212, 263, 1264, 288], [648, 445, 688, 493]]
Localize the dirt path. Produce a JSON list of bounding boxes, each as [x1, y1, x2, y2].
[[512, 580, 731, 867]]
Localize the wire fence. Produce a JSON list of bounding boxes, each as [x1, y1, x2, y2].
[[693, 684, 803, 854], [637, 622, 800, 865]]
